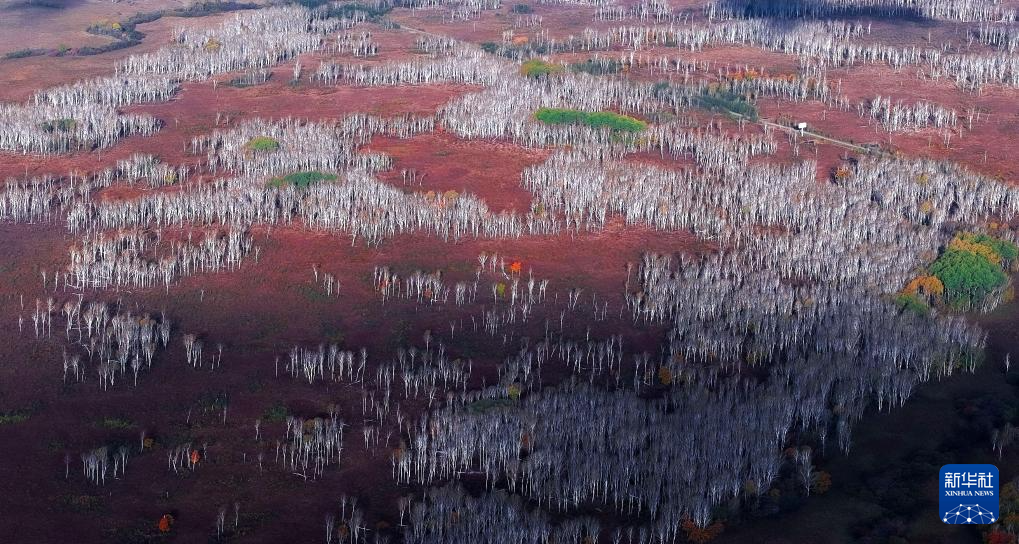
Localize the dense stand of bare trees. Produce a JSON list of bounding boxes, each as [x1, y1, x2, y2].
[[0, 176, 64, 223], [81, 445, 129, 485], [119, 7, 321, 81], [404, 485, 601, 544], [499, 15, 1019, 92], [3, 166, 182, 225], [710, 0, 1017, 22], [0, 6, 335, 155], [973, 23, 1019, 52], [191, 117, 426, 178], [336, 31, 380, 57], [322, 35, 1019, 537], [858, 95, 959, 131], [286, 344, 367, 384], [393, 0, 501, 20], [0, 102, 161, 154], [277, 412, 345, 480], [316, 54, 500, 86], [33, 75, 180, 109], [65, 229, 253, 291], [935, 51, 1019, 89], [395, 269, 985, 532], [324, 495, 369, 544], [30, 298, 173, 390], [115, 153, 190, 187], [595, 0, 680, 23], [65, 167, 544, 245]]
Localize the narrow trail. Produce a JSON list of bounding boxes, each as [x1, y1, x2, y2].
[[759, 117, 877, 154]]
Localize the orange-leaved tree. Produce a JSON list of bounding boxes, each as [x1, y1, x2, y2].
[[158, 514, 174, 533], [833, 165, 852, 182], [811, 471, 832, 494], [903, 275, 944, 299], [657, 366, 673, 385]]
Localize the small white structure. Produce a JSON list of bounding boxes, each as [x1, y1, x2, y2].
[[795, 122, 808, 132]]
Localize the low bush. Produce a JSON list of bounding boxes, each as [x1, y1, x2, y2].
[[894, 293, 929, 316], [245, 136, 280, 152], [316, 1, 393, 21], [3, 48, 47, 60], [0, 410, 30, 425], [534, 108, 647, 133], [521, 59, 563, 78], [263, 402, 288, 422], [77, 39, 142, 56], [695, 89, 759, 120], [99, 417, 135, 430]]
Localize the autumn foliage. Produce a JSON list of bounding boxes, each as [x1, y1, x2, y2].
[[950, 235, 1005, 266], [929, 232, 1017, 309], [507, 383, 522, 400], [901, 232, 1018, 311], [903, 275, 944, 299], [657, 366, 673, 385], [726, 68, 761, 81], [833, 165, 852, 182], [158, 514, 174, 533], [811, 471, 832, 494]]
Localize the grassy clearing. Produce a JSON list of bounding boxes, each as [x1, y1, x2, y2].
[[521, 59, 564, 78], [0, 401, 42, 425], [98, 417, 135, 430], [0, 410, 30, 425], [534, 108, 647, 132], [268, 171, 337, 188], [246, 136, 280, 152]]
